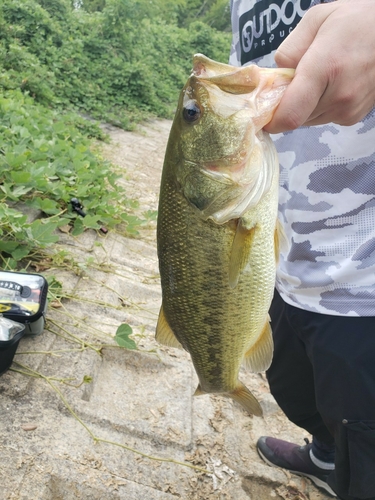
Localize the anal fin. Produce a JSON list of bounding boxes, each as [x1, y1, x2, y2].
[[243, 319, 273, 372], [155, 305, 183, 349]]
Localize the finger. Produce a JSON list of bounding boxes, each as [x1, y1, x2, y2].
[[264, 4, 338, 133], [304, 92, 375, 127], [274, 3, 334, 68], [264, 68, 327, 133]]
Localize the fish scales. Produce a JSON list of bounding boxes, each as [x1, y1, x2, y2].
[[156, 54, 294, 416], [159, 176, 277, 384]]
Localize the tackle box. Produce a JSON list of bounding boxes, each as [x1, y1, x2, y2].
[[0, 316, 26, 375], [0, 271, 48, 335]]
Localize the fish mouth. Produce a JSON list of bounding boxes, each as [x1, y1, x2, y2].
[[192, 53, 294, 98]]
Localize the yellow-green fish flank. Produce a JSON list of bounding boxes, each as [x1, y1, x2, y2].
[[156, 54, 294, 416]]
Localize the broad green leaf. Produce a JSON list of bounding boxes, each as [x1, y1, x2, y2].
[[114, 324, 137, 350], [5, 152, 28, 168], [82, 214, 101, 229], [0, 241, 19, 253], [30, 197, 60, 215], [10, 171, 32, 184], [28, 219, 59, 245], [10, 185, 33, 199], [71, 218, 85, 236], [11, 246, 31, 261]]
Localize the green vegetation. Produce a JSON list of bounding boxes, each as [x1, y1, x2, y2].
[[0, 0, 231, 267], [1, 0, 231, 125]]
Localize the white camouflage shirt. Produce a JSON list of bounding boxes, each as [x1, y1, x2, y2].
[[230, 0, 375, 316]]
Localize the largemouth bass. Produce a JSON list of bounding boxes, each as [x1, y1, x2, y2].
[[156, 54, 293, 416]]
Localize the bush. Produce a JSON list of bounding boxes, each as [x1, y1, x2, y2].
[[0, 0, 231, 125]]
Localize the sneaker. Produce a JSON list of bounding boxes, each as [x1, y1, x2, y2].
[[257, 436, 337, 497]]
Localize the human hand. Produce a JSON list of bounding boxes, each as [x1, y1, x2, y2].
[[264, 0, 375, 133]]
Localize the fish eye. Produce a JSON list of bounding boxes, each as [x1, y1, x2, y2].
[[183, 100, 201, 123]]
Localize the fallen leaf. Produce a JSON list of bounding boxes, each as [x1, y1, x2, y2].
[[50, 300, 62, 308], [58, 225, 71, 234]]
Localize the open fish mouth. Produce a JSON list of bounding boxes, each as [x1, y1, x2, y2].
[[192, 53, 294, 90]]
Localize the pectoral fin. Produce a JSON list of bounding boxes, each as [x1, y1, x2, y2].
[[274, 219, 288, 263], [243, 318, 273, 372], [155, 305, 183, 349], [229, 219, 257, 288]]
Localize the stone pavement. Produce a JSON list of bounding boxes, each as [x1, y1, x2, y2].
[[0, 120, 332, 500]]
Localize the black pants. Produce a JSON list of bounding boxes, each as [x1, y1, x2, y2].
[[267, 290, 375, 500]]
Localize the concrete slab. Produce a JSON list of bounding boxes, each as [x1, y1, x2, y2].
[[0, 120, 334, 500]]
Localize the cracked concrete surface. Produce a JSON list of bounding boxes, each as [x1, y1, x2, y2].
[[0, 119, 332, 500]]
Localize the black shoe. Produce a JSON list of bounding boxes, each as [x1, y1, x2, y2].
[[257, 436, 337, 497]]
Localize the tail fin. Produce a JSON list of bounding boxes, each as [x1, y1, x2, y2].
[[227, 381, 263, 416], [194, 381, 263, 417]]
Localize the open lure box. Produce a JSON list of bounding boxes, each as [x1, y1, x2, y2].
[[0, 271, 48, 375], [0, 271, 48, 335]]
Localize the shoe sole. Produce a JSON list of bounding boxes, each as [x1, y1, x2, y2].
[[258, 447, 337, 497]]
